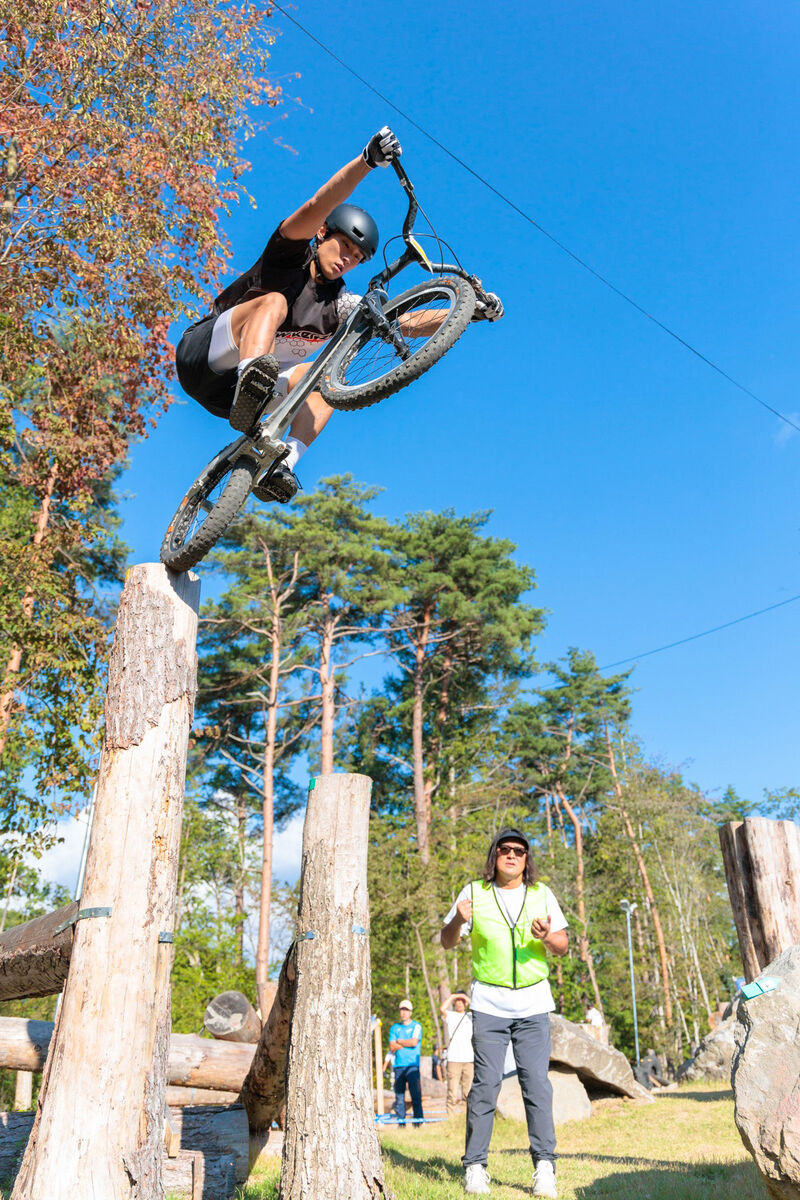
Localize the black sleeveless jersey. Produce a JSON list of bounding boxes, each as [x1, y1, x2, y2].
[[213, 224, 345, 340]]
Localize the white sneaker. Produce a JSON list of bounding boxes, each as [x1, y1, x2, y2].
[[465, 1163, 491, 1194], [533, 1159, 558, 1198]]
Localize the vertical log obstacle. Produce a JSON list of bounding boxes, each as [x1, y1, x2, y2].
[[279, 774, 387, 1200], [719, 817, 800, 981], [11, 564, 200, 1200]]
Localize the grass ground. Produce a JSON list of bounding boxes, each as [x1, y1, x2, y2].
[[238, 1082, 764, 1200]]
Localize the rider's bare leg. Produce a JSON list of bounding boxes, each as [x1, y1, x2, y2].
[[285, 363, 334, 449], [228, 291, 289, 361]]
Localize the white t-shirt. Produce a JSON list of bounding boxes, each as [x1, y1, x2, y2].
[[444, 883, 568, 1019], [585, 1005, 604, 1027], [444, 1009, 474, 1063]]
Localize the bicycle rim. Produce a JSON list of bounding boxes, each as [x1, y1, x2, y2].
[[336, 282, 460, 390]]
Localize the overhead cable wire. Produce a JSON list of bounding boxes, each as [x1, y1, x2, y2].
[[271, 1, 800, 437], [596, 592, 800, 671]]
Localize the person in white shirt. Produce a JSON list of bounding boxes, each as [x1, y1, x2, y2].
[[440, 828, 568, 1199], [440, 991, 474, 1116]]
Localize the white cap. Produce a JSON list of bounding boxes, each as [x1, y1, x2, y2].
[[399, 999, 413, 1011]]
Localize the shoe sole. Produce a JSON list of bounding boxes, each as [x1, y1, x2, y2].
[[230, 356, 279, 433]]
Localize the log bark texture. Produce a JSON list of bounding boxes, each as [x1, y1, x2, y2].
[[279, 773, 387, 1200], [719, 818, 800, 981], [0, 1018, 254, 1091], [239, 945, 296, 1132], [204, 991, 261, 1043], [0, 902, 77, 1001], [11, 564, 200, 1200]]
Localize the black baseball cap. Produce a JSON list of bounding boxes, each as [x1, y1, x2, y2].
[[491, 828, 530, 853]]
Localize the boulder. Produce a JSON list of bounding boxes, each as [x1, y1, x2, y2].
[[677, 1010, 737, 1082], [732, 944, 800, 1199], [548, 1014, 651, 1101], [497, 1066, 592, 1124]]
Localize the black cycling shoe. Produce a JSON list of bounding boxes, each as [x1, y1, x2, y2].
[[252, 461, 300, 504], [229, 353, 280, 433]]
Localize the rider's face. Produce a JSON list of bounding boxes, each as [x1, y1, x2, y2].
[[316, 227, 365, 279]]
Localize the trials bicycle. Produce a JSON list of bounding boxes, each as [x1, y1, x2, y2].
[[160, 158, 502, 572]]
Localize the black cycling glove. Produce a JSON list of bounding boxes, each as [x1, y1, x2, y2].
[[363, 126, 402, 169]]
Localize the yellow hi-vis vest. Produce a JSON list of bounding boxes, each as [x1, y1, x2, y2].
[[470, 880, 549, 989]]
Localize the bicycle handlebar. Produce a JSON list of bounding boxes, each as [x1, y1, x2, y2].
[[375, 158, 499, 311]]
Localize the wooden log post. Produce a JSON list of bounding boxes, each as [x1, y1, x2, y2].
[[204, 991, 262, 1043], [719, 818, 800, 981], [0, 1017, 255, 1092], [239, 945, 296, 1132], [279, 774, 387, 1200], [11, 564, 200, 1200], [0, 902, 78, 1001], [12, 1072, 32, 1112]]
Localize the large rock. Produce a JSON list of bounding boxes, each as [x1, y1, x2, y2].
[[497, 1066, 592, 1124], [549, 1014, 652, 1101], [732, 944, 800, 1199], [678, 1010, 737, 1082]]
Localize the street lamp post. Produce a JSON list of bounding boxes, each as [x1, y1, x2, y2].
[[620, 899, 640, 1066]]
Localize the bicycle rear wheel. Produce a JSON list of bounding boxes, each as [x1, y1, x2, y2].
[[160, 444, 257, 573], [318, 276, 475, 411]]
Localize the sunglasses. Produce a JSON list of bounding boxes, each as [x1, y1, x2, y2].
[[497, 844, 527, 857]]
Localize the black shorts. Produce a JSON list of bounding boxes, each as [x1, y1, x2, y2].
[[175, 313, 237, 420]]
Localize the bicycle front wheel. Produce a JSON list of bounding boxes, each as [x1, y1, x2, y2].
[[160, 445, 257, 573], [319, 276, 475, 411]]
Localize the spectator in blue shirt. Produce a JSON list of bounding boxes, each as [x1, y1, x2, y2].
[[388, 1000, 424, 1127]]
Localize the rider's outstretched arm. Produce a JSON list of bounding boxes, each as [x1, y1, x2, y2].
[[281, 127, 401, 241]]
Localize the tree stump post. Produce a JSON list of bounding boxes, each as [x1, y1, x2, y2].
[[719, 817, 800, 981], [11, 564, 200, 1200], [279, 773, 387, 1200]]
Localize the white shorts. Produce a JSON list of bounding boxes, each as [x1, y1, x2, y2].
[[208, 308, 298, 408]]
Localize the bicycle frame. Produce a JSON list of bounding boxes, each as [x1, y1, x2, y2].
[[227, 160, 487, 486]]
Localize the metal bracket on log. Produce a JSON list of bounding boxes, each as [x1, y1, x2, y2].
[[52, 908, 112, 935]]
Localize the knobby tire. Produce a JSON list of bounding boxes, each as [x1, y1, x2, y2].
[[160, 450, 256, 573], [318, 276, 475, 411]]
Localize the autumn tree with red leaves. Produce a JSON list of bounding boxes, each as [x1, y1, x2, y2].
[[0, 0, 286, 839]]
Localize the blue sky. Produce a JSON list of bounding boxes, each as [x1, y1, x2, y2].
[[120, 0, 799, 809]]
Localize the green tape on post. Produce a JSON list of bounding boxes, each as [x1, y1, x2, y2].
[[309, 777, 316, 790]]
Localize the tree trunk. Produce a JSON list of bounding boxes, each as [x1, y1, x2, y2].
[[410, 604, 432, 866], [11, 563, 200, 1200], [279, 773, 387, 1200], [0, 901, 78, 1000], [554, 784, 603, 1014], [239, 946, 296, 1133], [0, 463, 58, 761], [318, 599, 337, 775], [604, 726, 673, 1026]]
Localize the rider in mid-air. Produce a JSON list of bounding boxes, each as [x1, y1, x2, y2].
[[175, 127, 503, 505], [176, 127, 403, 503]]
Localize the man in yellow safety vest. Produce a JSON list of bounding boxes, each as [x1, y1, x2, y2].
[[440, 828, 569, 1198]]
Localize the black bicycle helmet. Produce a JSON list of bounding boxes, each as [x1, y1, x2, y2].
[[323, 203, 379, 261]]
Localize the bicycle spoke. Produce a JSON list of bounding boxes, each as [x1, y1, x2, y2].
[[341, 290, 454, 388]]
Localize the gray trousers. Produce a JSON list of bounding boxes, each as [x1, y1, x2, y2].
[[463, 1010, 556, 1167]]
